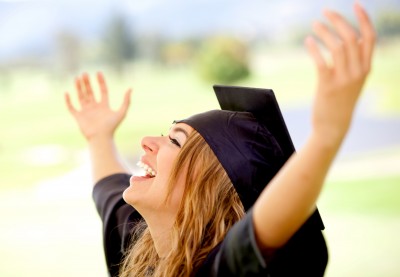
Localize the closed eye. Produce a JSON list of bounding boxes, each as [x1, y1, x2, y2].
[[169, 136, 181, 148]]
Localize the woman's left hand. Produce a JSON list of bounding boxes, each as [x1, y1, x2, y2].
[[253, 3, 376, 251], [306, 2, 375, 146]]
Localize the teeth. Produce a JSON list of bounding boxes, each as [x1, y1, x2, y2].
[[136, 161, 156, 177]]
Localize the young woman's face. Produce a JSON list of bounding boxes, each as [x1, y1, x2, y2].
[[123, 123, 193, 223]]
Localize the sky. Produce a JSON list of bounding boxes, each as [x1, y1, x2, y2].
[[0, 0, 399, 61]]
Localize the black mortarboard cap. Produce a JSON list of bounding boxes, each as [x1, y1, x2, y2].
[[214, 85, 296, 158], [177, 85, 324, 229]]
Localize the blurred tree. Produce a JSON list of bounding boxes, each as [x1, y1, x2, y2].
[[161, 40, 196, 66], [102, 14, 135, 73], [135, 33, 165, 63], [54, 31, 81, 74], [376, 11, 400, 39], [196, 36, 250, 84]]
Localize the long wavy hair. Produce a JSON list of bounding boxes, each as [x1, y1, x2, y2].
[[119, 130, 245, 277]]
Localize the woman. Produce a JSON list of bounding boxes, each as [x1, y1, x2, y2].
[[65, 3, 375, 276]]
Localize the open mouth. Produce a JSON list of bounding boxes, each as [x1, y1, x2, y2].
[[136, 161, 157, 178]]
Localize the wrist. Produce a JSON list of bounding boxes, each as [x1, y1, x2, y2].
[[87, 133, 115, 145], [308, 130, 344, 153], [79, 124, 117, 142]]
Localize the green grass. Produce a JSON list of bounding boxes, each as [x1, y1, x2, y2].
[[318, 175, 400, 277], [1, 42, 399, 190], [320, 175, 400, 215]]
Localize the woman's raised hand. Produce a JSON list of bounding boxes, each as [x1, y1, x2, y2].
[[306, 2, 375, 146], [65, 72, 132, 141]]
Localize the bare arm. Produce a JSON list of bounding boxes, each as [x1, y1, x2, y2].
[[65, 72, 132, 184], [253, 3, 375, 249]]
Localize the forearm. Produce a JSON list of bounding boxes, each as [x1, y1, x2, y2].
[[253, 132, 340, 249], [87, 135, 130, 184]]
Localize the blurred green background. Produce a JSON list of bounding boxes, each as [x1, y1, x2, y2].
[[0, 0, 399, 276]]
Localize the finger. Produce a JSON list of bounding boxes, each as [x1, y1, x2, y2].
[[118, 88, 132, 117], [305, 36, 330, 79], [354, 2, 375, 71], [65, 92, 78, 115], [313, 21, 347, 73], [97, 71, 109, 103], [75, 77, 86, 106], [82, 73, 95, 102], [324, 9, 361, 74]]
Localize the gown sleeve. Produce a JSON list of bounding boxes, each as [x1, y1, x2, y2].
[[92, 173, 143, 277], [196, 209, 328, 277]]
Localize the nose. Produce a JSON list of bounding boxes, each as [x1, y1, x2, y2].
[[141, 136, 160, 154]]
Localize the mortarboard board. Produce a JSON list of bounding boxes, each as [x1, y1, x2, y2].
[[177, 85, 324, 230], [213, 85, 295, 159]]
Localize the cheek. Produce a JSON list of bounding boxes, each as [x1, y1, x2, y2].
[[156, 149, 178, 179], [154, 148, 186, 210], [167, 170, 187, 211]]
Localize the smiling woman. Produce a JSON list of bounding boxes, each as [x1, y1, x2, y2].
[[65, 3, 375, 277], [121, 124, 193, 235]]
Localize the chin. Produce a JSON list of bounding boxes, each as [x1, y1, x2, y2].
[[122, 186, 134, 206]]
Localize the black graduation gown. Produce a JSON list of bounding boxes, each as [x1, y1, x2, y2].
[[93, 173, 328, 277]]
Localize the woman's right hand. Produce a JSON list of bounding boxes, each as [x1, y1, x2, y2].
[[65, 72, 132, 141]]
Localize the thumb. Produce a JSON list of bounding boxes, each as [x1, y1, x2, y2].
[[118, 88, 132, 118]]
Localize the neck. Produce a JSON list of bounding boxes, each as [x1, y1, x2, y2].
[[145, 214, 174, 257]]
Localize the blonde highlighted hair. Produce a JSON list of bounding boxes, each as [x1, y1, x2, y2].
[[120, 130, 245, 277]]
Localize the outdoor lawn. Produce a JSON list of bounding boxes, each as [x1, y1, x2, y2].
[[0, 43, 399, 276]]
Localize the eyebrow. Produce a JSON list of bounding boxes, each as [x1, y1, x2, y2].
[[171, 126, 189, 138]]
